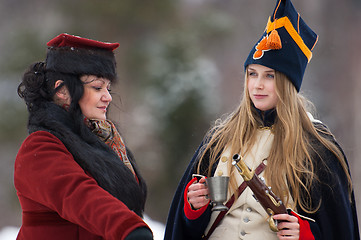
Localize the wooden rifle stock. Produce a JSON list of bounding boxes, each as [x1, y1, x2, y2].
[[232, 154, 287, 232]]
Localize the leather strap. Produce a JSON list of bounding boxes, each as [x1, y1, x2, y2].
[[202, 160, 267, 240]]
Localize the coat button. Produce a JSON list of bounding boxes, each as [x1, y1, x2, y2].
[[221, 156, 227, 162], [240, 230, 246, 236], [246, 207, 252, 212], [217, 170, 223, 176], [243, 217, 250, 223]]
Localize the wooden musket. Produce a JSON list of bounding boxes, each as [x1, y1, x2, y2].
[[232, 153, 287, 232]]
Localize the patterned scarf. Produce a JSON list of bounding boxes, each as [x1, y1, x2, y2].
[[87, 119, 136, 177]]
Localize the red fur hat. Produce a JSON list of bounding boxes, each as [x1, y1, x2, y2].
[[47, 33, 120, 50], [46, 33, 120, 80]]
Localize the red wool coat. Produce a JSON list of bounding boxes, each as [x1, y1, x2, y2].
[[14, 131, 149, 240]]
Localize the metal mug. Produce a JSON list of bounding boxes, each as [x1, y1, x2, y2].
[[206, 176, 229, 211]]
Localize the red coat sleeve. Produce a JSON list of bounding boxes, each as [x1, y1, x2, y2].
[[290, 211, 315, 240], [183, 177, 210, 220], [14, 131, 149, 240]]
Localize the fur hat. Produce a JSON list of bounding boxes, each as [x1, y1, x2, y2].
[[46, 33, 120, 81], [244, 0, 318, 92]]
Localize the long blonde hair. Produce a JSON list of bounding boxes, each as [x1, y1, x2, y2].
[[197, 68, 352, 213]]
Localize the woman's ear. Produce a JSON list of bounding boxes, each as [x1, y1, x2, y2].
[[54, 80, 71, 105]]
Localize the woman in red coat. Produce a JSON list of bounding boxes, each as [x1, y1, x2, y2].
[[15, 33, 153, 240]]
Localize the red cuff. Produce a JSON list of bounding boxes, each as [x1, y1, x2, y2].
[[290, 211, 315, 240], [183, 177, 210, 220]]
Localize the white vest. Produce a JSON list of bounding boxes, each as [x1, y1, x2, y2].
[[205, 113, 319, 239], [206, 128, 279, 240]]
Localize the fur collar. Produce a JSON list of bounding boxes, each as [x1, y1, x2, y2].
[[28, 102, 146, 216]]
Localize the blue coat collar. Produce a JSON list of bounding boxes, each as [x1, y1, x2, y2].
[[254, 107, 276, 127]]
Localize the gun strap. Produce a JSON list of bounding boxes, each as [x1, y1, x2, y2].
[[202, 160, 267, 240]]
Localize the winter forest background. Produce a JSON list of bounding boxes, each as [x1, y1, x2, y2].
[[1, 0, 361, 236]]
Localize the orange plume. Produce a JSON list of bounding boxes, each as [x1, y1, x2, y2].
[[267, 29, 282, 49]]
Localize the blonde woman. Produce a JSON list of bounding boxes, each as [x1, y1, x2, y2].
[[164, 0, 359, 239]]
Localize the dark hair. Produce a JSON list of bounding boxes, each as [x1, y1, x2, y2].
[[18, 61, 84, 113], [18, 62, 52, 111], [17, 62, 147, 215]]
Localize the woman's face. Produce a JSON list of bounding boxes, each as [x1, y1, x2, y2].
[[78, 75, 112, 120], [247, 64, 278, 111]]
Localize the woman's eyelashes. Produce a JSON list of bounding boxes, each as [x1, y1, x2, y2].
[[248, 71, 257, 77], [266, 73, 275, 79], [92, 86, 102, 91], [91, 85, 111, 92]]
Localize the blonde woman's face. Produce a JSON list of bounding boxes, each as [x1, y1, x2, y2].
[[78, 75, 112, 120], [247, 64, 278, 111]]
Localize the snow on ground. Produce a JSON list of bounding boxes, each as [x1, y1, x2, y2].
[[0, 226, 19, 240], [0, 215, 165, 240], [144, 215, 165, 240]]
